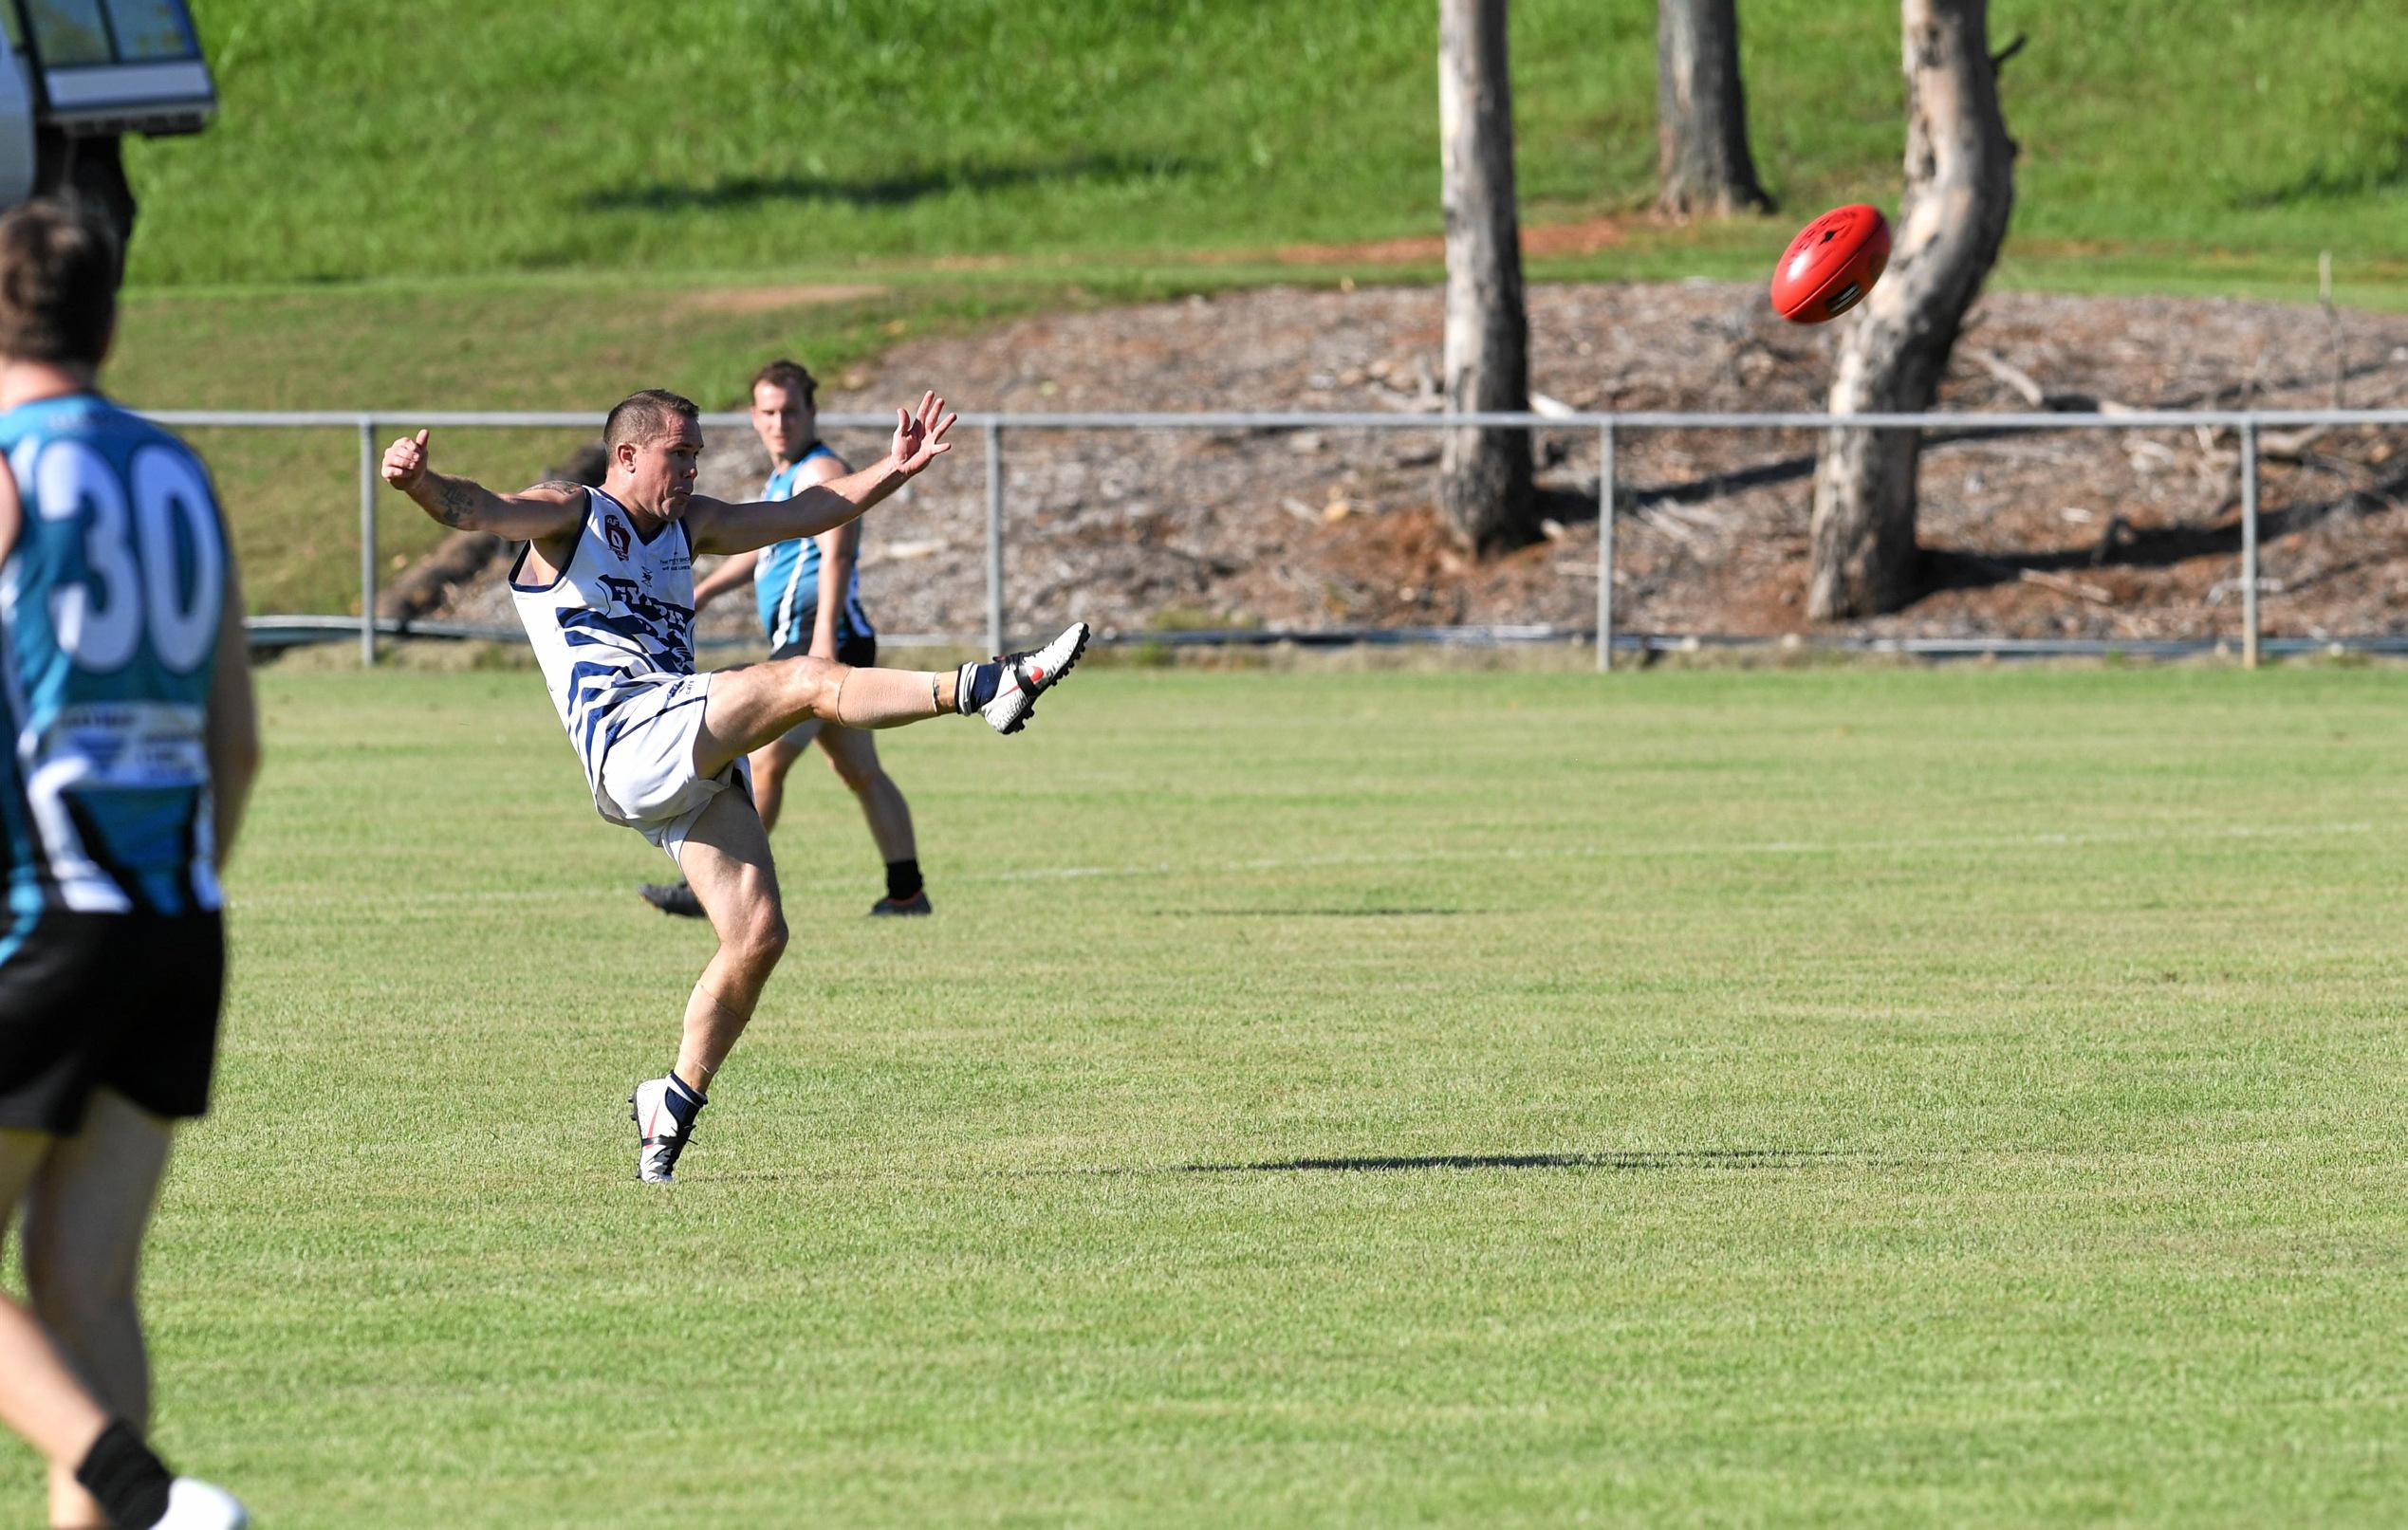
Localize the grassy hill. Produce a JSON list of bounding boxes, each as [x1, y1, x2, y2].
[[100, 0, 2408, 616], [131, 0, 2405, 288]]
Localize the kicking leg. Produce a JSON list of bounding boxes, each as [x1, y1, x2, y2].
[[691, 621, 1094, 779], [632, 788, 787, 1184], [693, 657, 947, 781]]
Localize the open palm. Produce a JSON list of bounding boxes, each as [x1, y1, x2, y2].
[[890, 392, 956, 476]]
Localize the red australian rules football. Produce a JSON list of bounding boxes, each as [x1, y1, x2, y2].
[[1769, 203, 1891, 324]]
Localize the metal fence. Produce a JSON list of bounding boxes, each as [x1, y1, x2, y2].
[[145, 406, 2408, 673]]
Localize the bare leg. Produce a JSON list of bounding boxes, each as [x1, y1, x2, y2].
[[816, 723, 917, 864], [694, 658, 957, 781], [668, 788, 789, 1091], [0, 1129, 112, 1525], [20, 1094, 173, 1528], [749, 730, 810, 837]]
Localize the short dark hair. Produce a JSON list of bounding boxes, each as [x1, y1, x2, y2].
[[0, 200, 118, 367], [750, 358, 817, 403], [602, 388, 700, 452]]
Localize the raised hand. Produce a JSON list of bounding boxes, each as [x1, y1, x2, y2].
[[889, 392, 956, 477], [380, 429, 432, 493]]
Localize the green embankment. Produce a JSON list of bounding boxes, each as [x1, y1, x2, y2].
[[98, 0, 2407, 613], [138, 0, 2408, 286]]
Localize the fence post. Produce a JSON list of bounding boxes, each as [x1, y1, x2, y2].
[[359, 418, 378, 667], [2240, 417, 2260, 671], [984, 421, 1005, 655], [1597, 421, 1616, 672]]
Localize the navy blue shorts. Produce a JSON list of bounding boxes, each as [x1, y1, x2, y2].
[[770, 631, 877, 669], [0, 911, 225, 1133]]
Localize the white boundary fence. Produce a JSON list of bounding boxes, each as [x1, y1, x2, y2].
[[143, 406, 2408, 672]]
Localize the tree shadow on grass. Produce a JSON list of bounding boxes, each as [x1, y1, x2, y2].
[[704, 1149, 1869, 1186], [583, 153, 1204, 213], [1156, 906, 1473, 918], [1176, 1148, 1859, 1174]]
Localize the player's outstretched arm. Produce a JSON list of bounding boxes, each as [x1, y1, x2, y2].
[[380, 429, 584, 540], [687, 393, 955, 556]]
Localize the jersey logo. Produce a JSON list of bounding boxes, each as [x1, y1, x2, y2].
[[602, 514, 631, 562]]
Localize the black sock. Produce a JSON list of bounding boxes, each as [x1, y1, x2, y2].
[[885, 858, 922, 901], [954, 659, 1003, 713], [75, 1420, 172, 1530]]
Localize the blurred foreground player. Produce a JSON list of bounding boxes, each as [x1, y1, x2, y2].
[[0, 202, 259, 1529]]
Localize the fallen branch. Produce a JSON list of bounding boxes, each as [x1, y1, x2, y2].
[[2260, 423, 2331, 460], [1638, 506, 1709, 550], [377, 529, 503, 620], [1970, 348, 2129, 414], [2019, 567, 2115, 605], [1971, 348, 2045, 405]]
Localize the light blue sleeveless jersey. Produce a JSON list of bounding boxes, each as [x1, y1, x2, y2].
[[0, 393, 228, 920], [751, 444, 873, 652]]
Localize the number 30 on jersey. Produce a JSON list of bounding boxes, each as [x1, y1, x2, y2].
[[29, 437, 223, 673]]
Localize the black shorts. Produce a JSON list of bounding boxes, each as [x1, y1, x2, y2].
[[770, 631, 877, 669], [0, 910, 225, 1134]]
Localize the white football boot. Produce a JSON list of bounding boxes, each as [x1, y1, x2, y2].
[[155, 1477, 249, 1528], [628, 1077, 693, 1184], [972, 621, 1091, 735]]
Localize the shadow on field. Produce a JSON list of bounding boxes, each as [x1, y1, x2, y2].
[[1160, 906, 1473, 918], [1177, 1149, 1848, 1173], [584, 154, 1203, 212]]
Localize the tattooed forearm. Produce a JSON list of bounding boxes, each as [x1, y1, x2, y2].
[[405, 472, 575, 537], [435, 476, 482, 527]]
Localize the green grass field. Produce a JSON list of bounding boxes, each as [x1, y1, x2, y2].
[[8, 664, 2404, 1525]]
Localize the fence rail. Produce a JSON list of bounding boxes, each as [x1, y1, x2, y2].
[[151, 406, 2408, 672]]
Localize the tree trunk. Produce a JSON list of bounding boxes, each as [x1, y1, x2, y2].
[[1655, 0, 1774, 217], [1806, 0, 2016, 619], [1437, 0, 1537, 554]]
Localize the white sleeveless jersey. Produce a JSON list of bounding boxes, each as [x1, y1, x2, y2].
[[509, 488, 697, 805]]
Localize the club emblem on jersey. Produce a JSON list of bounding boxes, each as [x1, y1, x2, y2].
[[603, 515, 631, 561]]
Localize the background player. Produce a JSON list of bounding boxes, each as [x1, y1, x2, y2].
[[381, 389, 1085, 1183], [641, 358, 930, 920], [0, 201, 259, 1529]]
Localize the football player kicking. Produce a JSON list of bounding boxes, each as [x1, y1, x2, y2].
[[640, 357, 933, 921], [382, 388, 1085, 1184]]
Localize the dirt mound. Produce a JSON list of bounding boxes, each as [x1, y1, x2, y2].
[[434, 282, 2408, 649]]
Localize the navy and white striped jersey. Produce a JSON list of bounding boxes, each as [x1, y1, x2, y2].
[[750, 444, 872, 652], [0, 393, 230, 923], [509, 487, 698, 807]]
